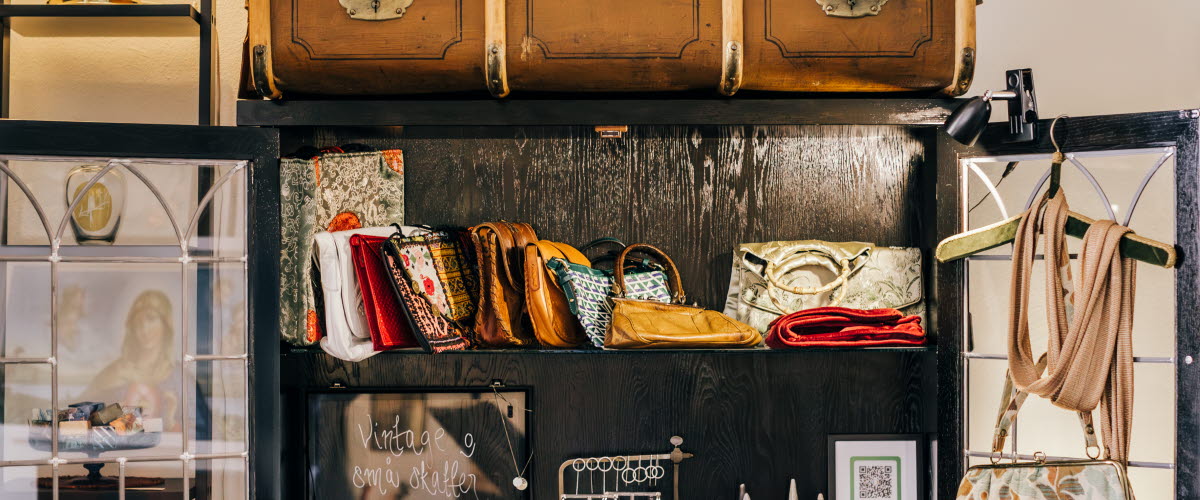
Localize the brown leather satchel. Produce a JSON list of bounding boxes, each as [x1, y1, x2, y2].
[[471, 222, 540, 347], [605, 244, 762, 349], [525, 241, 591, 348]]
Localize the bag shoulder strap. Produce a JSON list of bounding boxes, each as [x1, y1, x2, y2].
[[991, 360, 1099, 460], [612, 243, 684, 304]]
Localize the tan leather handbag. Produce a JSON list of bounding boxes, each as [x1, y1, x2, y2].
[[525, 240, 591, 348], [471, 222, 539, 347], [605, 244, 762, 349]]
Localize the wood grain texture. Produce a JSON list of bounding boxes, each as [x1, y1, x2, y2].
[[283, 125, 928, 311], [273, 124, 937, 499], [237, 98, 963, 127], [281, 349, 933, 500]]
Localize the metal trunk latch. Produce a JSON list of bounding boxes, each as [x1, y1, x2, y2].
[[340, 0, 413, 20], [815, 0, 888, 17]]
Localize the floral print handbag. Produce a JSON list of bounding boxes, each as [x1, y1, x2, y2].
[[723, 240, 924, 333], [956, 370, 1134, 500], [278, 149, 405, 346]]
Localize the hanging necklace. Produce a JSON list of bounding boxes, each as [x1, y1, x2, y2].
[[492, 386, 534, 490]]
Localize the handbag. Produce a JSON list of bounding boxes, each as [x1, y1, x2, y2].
[[765, 306, 925, 348], [957, 371, 1133, 499], [380, 235, 472, 353], [524, 240, 591, 348], [348, 234, 423, 351], [957, 190, 1137, 499], [278, 149, 405, 346], [312, 226, 402, 362], [547, 238, 673, 348], [723, 240, 923, 333], [605, 244, 762, 349], [471, 222, 540, 347]]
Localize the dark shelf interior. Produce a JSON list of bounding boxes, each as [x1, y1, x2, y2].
[[238, 97, 962, 127]]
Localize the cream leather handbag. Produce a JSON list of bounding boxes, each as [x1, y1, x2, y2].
[[723, 240, 923, 333]]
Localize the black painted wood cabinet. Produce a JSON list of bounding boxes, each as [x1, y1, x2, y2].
[[0, 100, 1195, 500]]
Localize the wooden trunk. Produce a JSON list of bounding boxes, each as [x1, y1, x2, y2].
[[245, 0, 974, 99]]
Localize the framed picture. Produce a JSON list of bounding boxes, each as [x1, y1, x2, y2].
[[306, 387, 532, 500], [828, 434, 926, 500]]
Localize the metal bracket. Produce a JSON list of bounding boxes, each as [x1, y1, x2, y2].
[[595, 126, 628, 139], [1003, 68, 1037, 143], [816, 0, 889, 17], [339, 0, 413, 20], [251, 45, 282, 100]]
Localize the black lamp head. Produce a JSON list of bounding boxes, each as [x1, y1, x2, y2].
[[944, 94, 992, 146], [944, 68, 1039, 146]]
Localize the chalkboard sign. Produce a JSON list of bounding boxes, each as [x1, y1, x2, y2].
[[307, 389, 531, 500]]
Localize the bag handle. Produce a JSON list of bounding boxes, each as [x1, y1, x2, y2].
[[990, 358, 1100, 463], [580, 237, 626, 254], [611, 243, 685, 304], [473, 222, 538, 292], [762, 249, 856, 311]]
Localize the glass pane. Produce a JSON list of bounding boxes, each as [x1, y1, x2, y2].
[[192, 457, 248, 500], [1127, 466, 1173, 500], [188, 262, 247, 357], [188, 361, 247, 455], [0, 465, 43, 499], [2, 364, 51, 463], [188, 163, 248, 261], [56, 263, 184, 458], [2, 262, 51, 360], [965, 358, 1007, 454], [1129, 363, 1175, 464]]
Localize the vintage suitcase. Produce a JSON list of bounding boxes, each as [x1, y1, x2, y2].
[[245, 0, 974, 98]]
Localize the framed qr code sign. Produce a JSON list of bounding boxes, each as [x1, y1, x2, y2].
[[828, 434, 926, 500]]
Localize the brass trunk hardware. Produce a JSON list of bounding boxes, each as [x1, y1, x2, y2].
[[815, 0, 889, 17], [483, 0, 510, 98], [719, 0, 744, 96], [339, 0, 413, 20], [595, 126, 628, 139]]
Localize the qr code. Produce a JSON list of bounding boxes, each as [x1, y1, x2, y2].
[[857, 465, 895, 499]]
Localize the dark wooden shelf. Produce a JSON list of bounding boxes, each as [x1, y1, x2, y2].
[[0, 4, 200, 37], [237, 97, 962, 127], [284, 345, 936, 356]]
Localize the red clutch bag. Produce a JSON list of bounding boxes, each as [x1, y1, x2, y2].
[[765, 306, 926, 348], [349, 235, 422, 351]]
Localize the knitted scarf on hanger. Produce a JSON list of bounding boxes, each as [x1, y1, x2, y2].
[[1007, 189, 1136, 464]]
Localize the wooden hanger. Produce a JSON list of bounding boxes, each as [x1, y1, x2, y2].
[[935, 116, 1178, 269]]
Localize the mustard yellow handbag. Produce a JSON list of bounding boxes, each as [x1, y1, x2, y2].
[[605, 244, 761, 349]]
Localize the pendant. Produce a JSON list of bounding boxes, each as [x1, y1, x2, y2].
[[512, 477, 528, 490]]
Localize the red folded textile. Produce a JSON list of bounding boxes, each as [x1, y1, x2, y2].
[[766, 306, 926, 348]]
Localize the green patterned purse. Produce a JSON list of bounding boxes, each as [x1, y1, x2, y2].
[[546, 239, 672, 348]]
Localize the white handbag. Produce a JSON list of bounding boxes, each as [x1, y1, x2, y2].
[[314, 225, 425, 362]]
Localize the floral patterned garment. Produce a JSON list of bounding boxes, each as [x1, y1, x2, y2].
[[278, 151, 405, 346], [957, 463, 1131, 500]]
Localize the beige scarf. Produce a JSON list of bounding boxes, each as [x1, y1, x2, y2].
[[1008, 190, 1136, 463]]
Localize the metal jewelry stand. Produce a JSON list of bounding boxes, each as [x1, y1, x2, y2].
[[558, 436, 694, 500]]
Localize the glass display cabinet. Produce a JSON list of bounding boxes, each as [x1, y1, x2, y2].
[[0, 121, 277, 500]]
